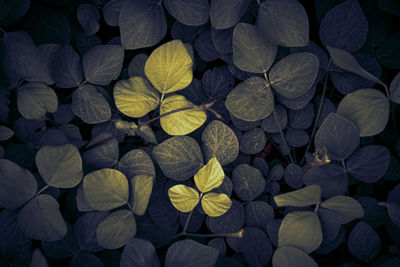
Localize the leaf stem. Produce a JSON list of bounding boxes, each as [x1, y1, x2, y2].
[[182, 209, 194, 234], [340, 159, 347, 171], [81, 132, 125, 152], [139, 106, 196, 127], [383, 83, 391, 100], [36, 185, 50, 196], [126, 201, 133, 213], [300, 60, 332, 165], [184, 229, 244, 238], [314, 200, 320, 213], [273, 110, 294, 164]]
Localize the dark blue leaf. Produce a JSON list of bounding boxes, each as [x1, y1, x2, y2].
[[376, 32, 400, 70], [136, 215, 177, 247], [30, 249, 48, 267], [206, 199, 245, 233], [42, 224, 77, 259], [179, 209, 205, 233], [315, 226, 346, 255], [148, 201, 180, 234], [239, 128, 267, 155], [73, 212, 109, 252], [103, 0, 124, 27], [288, 103, 314, 129], [0, 0, 30, 26], [319, 0, 368, 52], [358, 197, 387, 227], [59, 124, 86, 148], [211, 27, 233, 55], [216, 257, 245, 267], [269, 164, 284, 181], [83, 133, 119, 169], [347, 221, 381, 263], [231, 113, 260, 131], [284, 163, 304, 189], [303, 164, 348, 198], [210, 0, 250, 29], [73, 33, 102, 55], [77, 4, 100, 36], [252, 158, 269, 177], [164, 0, 209, 26], [377, 0, 400, 16], [388, 184, 400, 203], [277, 84, 316, 111], [211, 176, 234, 197], [70, 252, 104, 267], [285, 127, 309, 147], [194, 30, 220, 62], [177, 78, 208, 105], [347, 145, 390, 183], [119, 0, 167, 49], [314, 96, 336, 128], [5, 144, 36, 170], [53, 104, 75, 125], [363, 0, 393, 47], [120, 238, 160, 267], [318, 208, 343, 244], [127, 54, 148, 78], [202, 66, 235, 100], [245, 201, 274, 228], [165, 239, 219, 267], [0, 210, 31, 256], [171, 21, 206, 44], [208, 238, 226, 256], [51, 45, 84, 88], [232, 164, 265, 201], [38, 129, 69, 148], [260, 105, 287, 133]]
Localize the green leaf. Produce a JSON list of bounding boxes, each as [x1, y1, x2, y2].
[[71, 84, 111, 124], [0, 159, 37, 209], [278, 211, 322, 253], [225, 76, 274, 121], [76, 184, 94, 212], [272, 246, 318, 267], [257, 0, 309, 47], [152, 136, 203, 181], [232, 23, 277, 73], [159, 95, 207, 135], [274, 185, 321, 208], [136, 124, 158, 144], [209, 0, 250, 29], [144, 40, 193, 94], [117, 149, 155, 178], [390, 72, 400, 104], [131, 175, 153, 216], [232, 164, 265, 201], [113, 76, 160, 118], [321, 195, 364, 224], [269, 52, 319, 98], [0, 125, 14, 141], [194, 157, 225, 193], [36, 144, 83, 188], [17, 194, 67, 241], [201, 192, 232, 217], [83, 168, 129, 211], [337, 89, 389, 136], [201, 120, 239, 166], [82, 45, 124, 85], [17, 82, 58, 120], [326, 46, 385, 86], [96, 209, 136, 249], [168, 184, 200, 213]]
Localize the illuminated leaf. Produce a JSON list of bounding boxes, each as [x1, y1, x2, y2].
[[131, 175, 153, 216], [145, 40, 193, 94], [272, 246, 318, 267], [159, 95, 207, 135], [194, 157, 225, 193], [201, 192, 232, 217], [113, 76, 160, 118], [274, 185, 321, 207], [321, 195, 364, 224], [168, 184, 200, 213]]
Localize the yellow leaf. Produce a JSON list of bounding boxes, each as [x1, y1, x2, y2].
[[201, 193, 232, 217], [168, 184, 199, 213], [113, 76, 160, 118], [144, 40, 193, 94], [194, 157, 224, 193], [160, 95, 207, 136]]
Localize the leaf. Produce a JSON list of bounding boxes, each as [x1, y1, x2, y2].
[[379, 202, 400, 228], [321, 195, 364, 224], [82, 45, 124, 85], [326, 47, 385, 87], [77, 3, 100, 36], [303, 164, 348, 198], [337, 89, 390, 137], [274, 185, 321, 207], [206, 199, 245, 233], [314, 112, 360, 160], [239, 127, 267, 154], [0, 0, 30, 26], [148, 201, 180, 233], [210, 27, 233, 55], [73, 211, 109, 252], [256, 0, 309, 47], [232, 164, 265, 201], [96, 209, 136, 249], [284, 163, 304, 189], [277, 84, 316, 111], [17, 194, 67, 241], [346, 145, 390, 183], [269, 52, 319, 98], [201, 192, 232, 217], [131, 175, 153, 216], [117, 149, 155, 178], [119, 0, 166, 49], [390, 72, 400, 104], [159, 95, 207, 135], [272, 246, 318, 267], [103, 0, 124, 27], [50, 45, 83, 88], [225, 76, 274, 121], [165, 239, 219, 267], [17, 82, 58, 120], [377, 0, 400, 17], [232, 23, 277, 73], [376, 32, 400, 69], [201, 120, 239, 165], [128, 54, 149, 78], [164, 0, 209, 26], [83, 168, 129, 211], [82, 133, 119, 169], [71, 253, 104, 267], [0, 159, 37, 209], [120, 238, 160, 267], [261, 105, 288, 133], [36, 144, 82, 188], [168, 184, 200, 213], [210, 0, 250, 29], [194, 30, 220, 62], [319, 0, 368, 52], [245, 201, 275, 228], [152, 136, 203, 181], [0, 126, 13, 141], [347, 221, 381, 263], [279, 211, 322, 253], [137, 124, 158, 144], [145, 40, 193, 94], [31, 249, 48, 267], [194, 157, 225, 193], [288, 103, 314, 129], [113, 76, 160, 118], [202, 66, 235, 100]]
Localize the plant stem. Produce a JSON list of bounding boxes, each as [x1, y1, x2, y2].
[[139, 106, 196, 127], [340, 159, 347, 171], [126, 201, 133, 213], [81, 132, 125, 152], [273, 110, 294, 164], [36, 185, 50, 196], [314, 200, 320, 213], [383, 83, 391, 100], [184, 229, 244, 238], [300, 60, 332, 165], [182, 209, 194, 234]]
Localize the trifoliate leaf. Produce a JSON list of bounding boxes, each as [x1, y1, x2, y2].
[[201, 192, 232, 217], [194, 157, 225, 193], [168, 184, 200, 213], [131, 175, 153, 216]]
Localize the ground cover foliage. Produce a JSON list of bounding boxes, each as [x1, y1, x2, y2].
[[0, 0, 400, 266]]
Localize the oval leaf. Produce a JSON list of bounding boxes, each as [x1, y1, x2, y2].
[[168, 184, 200, 213], [194, 157, 225, 193], [232, 164, 265, 201], [210, 0, 250, 29], [201, 192, 232, 217], [347, 221, 381, 263], [321, 195, 364, 224], [274, 185, 321, 208], [131, 175, 153, 216], [163, 0, 209, 26], [120, 238, 160, 267], [272, 246, 318, 267]]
